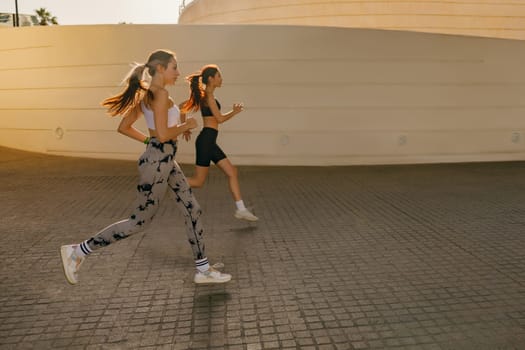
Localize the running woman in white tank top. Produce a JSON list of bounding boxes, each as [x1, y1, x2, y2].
[[59, 49, 232, 285]]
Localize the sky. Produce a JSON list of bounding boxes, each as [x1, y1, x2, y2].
[[1, 0, 186, 25]]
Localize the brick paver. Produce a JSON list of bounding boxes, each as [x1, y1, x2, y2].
[[1, 146, 524, 349]]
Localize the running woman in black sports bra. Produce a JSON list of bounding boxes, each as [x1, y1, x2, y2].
[[181, 64, 258, 222]]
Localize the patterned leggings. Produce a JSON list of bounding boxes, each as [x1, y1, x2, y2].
[[84, 138, 206, 260]]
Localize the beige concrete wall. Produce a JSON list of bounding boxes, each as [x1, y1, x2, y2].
[[1, 24, 525, 165], [179, 0, 525, 41]]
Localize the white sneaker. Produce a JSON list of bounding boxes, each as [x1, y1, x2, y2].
[[60, 245, 85, 285], [211, 262, 224, 269], [194, 267, 232, 284], [234, 209, 259, 222]]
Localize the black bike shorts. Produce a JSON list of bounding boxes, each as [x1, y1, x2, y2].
[[195, 127, 227, 167]]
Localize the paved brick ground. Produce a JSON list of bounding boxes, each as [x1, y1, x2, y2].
[[1, 146, 525, 350]]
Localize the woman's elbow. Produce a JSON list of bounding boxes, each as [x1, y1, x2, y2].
[[117, 125, 127, 135]]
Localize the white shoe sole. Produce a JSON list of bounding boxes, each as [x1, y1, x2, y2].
[[60, 246, 77, 285], [194, 275, 232, 284], [234, 213, 259, 222]]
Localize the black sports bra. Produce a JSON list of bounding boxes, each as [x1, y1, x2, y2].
[[201, 99, 221, 117]]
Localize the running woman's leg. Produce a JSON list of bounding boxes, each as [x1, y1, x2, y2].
[[167, 161, 231, 284]]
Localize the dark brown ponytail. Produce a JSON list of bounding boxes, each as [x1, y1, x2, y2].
[[181, 64, 219, 113], [101, 64, 147, 117], [101, 49, 176, 117], [181, 73, 203, 113]]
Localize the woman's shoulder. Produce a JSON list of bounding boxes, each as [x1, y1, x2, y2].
[[148, 87, 174, 108], [151, 86, 169, 99], [204, 94, 220, 104]]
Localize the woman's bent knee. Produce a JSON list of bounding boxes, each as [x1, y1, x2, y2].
[[190, 178, 206, 188]]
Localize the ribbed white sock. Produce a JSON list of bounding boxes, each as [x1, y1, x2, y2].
[[235, 200, 246, 211], [195, 258, 210, 273], [75, 241, 92, 258]]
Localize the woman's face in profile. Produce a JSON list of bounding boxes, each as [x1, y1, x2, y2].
[[164, 58, 180, 85]]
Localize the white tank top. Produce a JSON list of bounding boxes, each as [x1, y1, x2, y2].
[[141, 101, 181, 130]]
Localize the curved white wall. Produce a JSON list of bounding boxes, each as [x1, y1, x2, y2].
[[1, 24, 525, 165], [179, 0, 525, 41]]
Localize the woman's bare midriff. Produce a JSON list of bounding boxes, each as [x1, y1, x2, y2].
[[203, 118, 219, 130]]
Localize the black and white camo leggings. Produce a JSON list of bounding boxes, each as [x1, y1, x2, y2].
[[84, 138, 206, 260]]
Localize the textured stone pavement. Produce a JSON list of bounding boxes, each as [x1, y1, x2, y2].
[[1, 146, 525, 350]]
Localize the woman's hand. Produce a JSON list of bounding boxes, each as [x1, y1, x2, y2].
[[182, 118, 197, 141], [183, 130, 192, 142], [232, 102, 244, 115], [185, 117, 198, 130]]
